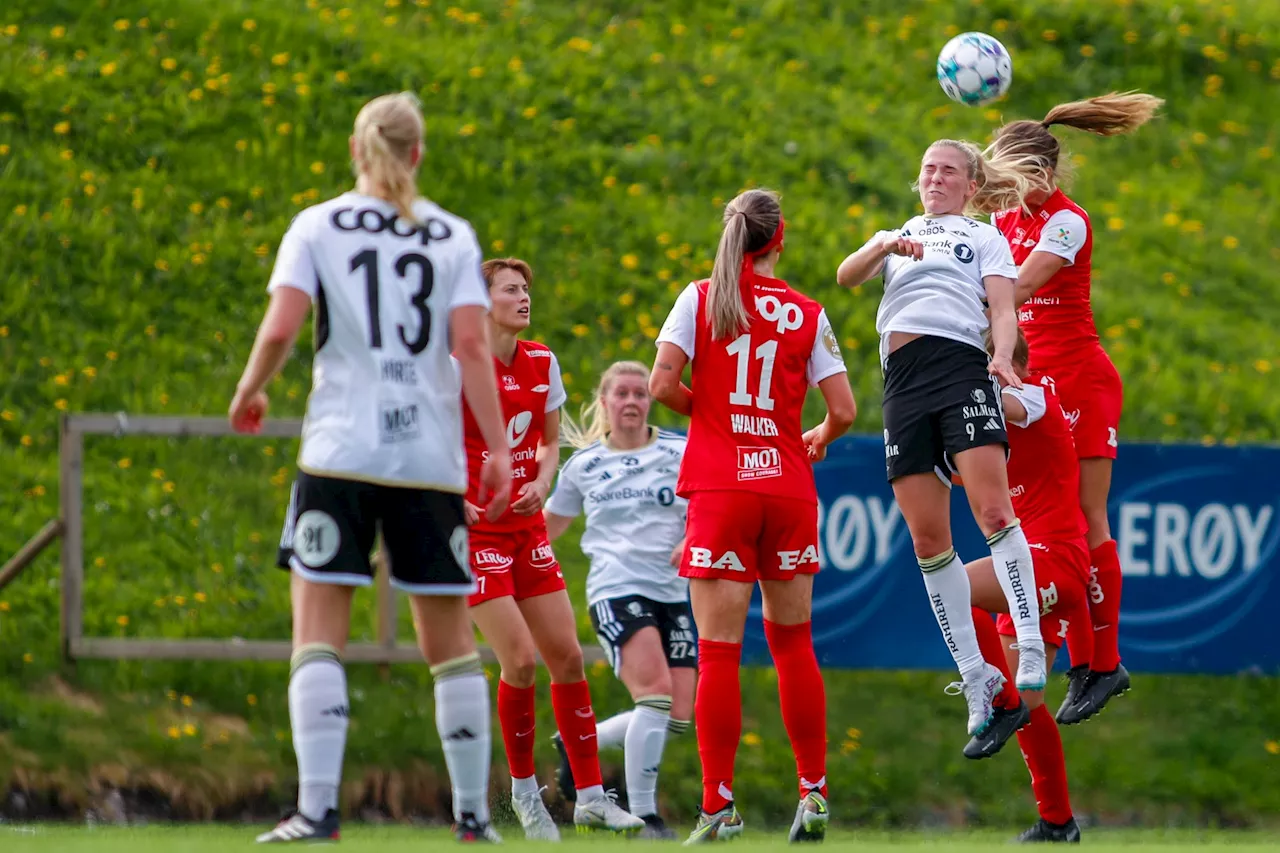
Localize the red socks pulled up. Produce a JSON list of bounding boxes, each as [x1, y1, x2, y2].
[[764, 620, 828, 800], [1017, 704, 1073, 824], [1089, 540, 1123, 671], [550, 680, 603, 791], [695, 639, 742, 814], [497, 679, 537, 780]]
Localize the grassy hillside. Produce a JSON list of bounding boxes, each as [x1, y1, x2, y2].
[[2, 0, 1279, 827]]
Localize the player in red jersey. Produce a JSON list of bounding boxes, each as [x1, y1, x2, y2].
[[458, 258, 643, 839], [959, 329, 1091, 844], [650, 189, 857, 844], [989, 92, 1163, 724]]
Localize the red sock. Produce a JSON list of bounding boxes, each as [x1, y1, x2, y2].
[[1064, 605, 1094, 670], [1089, 540, 1122, 671], [1016, 704, 1073, 825], [696, 639, 742, 814], [497, 679, 537, 780], [550, 680, 603, 791], [763, 621, 828, 799], [972, 608, 1020, 710]]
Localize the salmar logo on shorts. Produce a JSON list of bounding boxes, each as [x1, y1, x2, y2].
[[294, 510, 340, 568]]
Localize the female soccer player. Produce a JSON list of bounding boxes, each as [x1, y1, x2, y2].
[[651, 188, 857, 844], [988, 92, 1163, 724], [231, 92, 510, 844], [961, 329, 1091, 843], [835, 139, 1046, 745], [460, 258, 643, 840], [543, 361, 693, 840]]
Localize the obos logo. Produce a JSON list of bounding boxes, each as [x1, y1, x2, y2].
[[1110, 454, 1279, 665]]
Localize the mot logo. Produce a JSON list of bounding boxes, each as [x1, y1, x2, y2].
[[736, 446, 781, 482]]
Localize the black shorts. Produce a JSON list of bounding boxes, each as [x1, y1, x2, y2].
[[881, 335, 1007, 483], [589, 595, 698, 674], [276, 471, 475, 596]]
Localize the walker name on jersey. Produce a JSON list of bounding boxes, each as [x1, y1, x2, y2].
[[737, 446, 782, 481], [380, 403, 421, 444], [329, 206, 454, 246], [731, 413, 779, 436], [380, 359, 418, 386]]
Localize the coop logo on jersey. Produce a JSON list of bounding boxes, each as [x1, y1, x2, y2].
[[529, 541, 557, 570], [473, 548, 514, 572], [506, 411, 533, 447], [737, 446, 782, 481], [329, 206, 453, 246], [755, 295, 803, 334], [953, 242, 975, 263]]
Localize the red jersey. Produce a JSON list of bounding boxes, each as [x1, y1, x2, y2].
[[656, 274, 847, 503], [1003, 377, 1089, 558], [460, 340, 566, 533], [994, 189, 1099, 368]]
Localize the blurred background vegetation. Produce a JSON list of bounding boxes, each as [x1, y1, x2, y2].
[[1, 0, 1278, 829]]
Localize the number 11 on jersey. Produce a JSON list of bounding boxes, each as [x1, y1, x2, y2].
[[727, 334, 777, 411]]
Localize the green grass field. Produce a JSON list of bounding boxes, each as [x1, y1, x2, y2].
[[4, 825, 1280, 852]]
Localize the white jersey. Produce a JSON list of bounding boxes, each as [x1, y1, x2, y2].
[[267, 191, 490, 491], [873, 213, 1018, 366], [546, 428, 689, 606]]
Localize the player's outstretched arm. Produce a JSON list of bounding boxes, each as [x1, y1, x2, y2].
[[802, 373, 857, 461], [650, 342, 693, 416], [229, 287, 311, 432], [1012, 251, 1067, 308], [837, 232, 918, 288]]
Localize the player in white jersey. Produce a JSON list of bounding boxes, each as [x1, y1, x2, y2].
[[229, 93, 510, 844], [543, 361, 693, 840], [835, 139, 1046, 748]]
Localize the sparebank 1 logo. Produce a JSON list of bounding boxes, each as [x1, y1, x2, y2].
[[1113, 463, 1278, 656]]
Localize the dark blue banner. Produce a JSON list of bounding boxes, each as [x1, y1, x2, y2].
[[741, 436, 1280, 675]]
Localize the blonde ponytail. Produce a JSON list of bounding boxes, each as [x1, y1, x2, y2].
[[561, 361, 651, 449], [706, 189, 782, 341], [352, 92, 424, 224], [1042, 91, 1164, 137]]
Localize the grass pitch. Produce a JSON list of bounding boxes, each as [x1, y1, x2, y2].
[[3, 825, 1279, 852]]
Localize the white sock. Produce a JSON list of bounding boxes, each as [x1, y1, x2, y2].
[[511, 774, 539, 797], [595, 711, 633, 750], [919, 550, 985, 679], [625, 698, 671, 817], [289, 645, 348, 822], [432, 654, 491, 823], [577, 784, 605, 803], [988, 522, 1043, 647]]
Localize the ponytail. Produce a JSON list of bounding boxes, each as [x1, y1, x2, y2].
[[561, 361, 651, 450], [352, 92, 424, 225], [706, 189, 782, 341], [1042, 91, 1164, 137], [707, 213, 752, 341]]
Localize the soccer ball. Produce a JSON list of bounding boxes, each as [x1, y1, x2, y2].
[[936, 32, 1013, 106]]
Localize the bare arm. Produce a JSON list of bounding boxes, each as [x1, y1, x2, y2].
[[235, 287, 311, 398], [984, 275, 1023, 389], [544, 511, 574, 542], [801, 373, 857, 461], [452, 306, 506, 453], [836, 233, 922, 289], [650, 342, 693, 416], [1000, 390, 1028, 426], [1014, 252, 1068, 308]]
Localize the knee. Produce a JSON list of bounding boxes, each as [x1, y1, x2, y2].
[[547, 644, 585, 683], [628, 667, 673, 701], [502, 654, 538, 688], [976, 502, 1016, 536], [912, 536, 952, 561]]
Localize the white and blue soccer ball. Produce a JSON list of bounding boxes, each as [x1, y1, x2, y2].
[[937, 32, 1013, 106]]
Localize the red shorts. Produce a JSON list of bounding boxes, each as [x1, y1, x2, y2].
[[467, 524, 565, 607], [996, 537, 1090, 648], [1039, 349, 1123, 460], [681, 491, 819, 583]]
